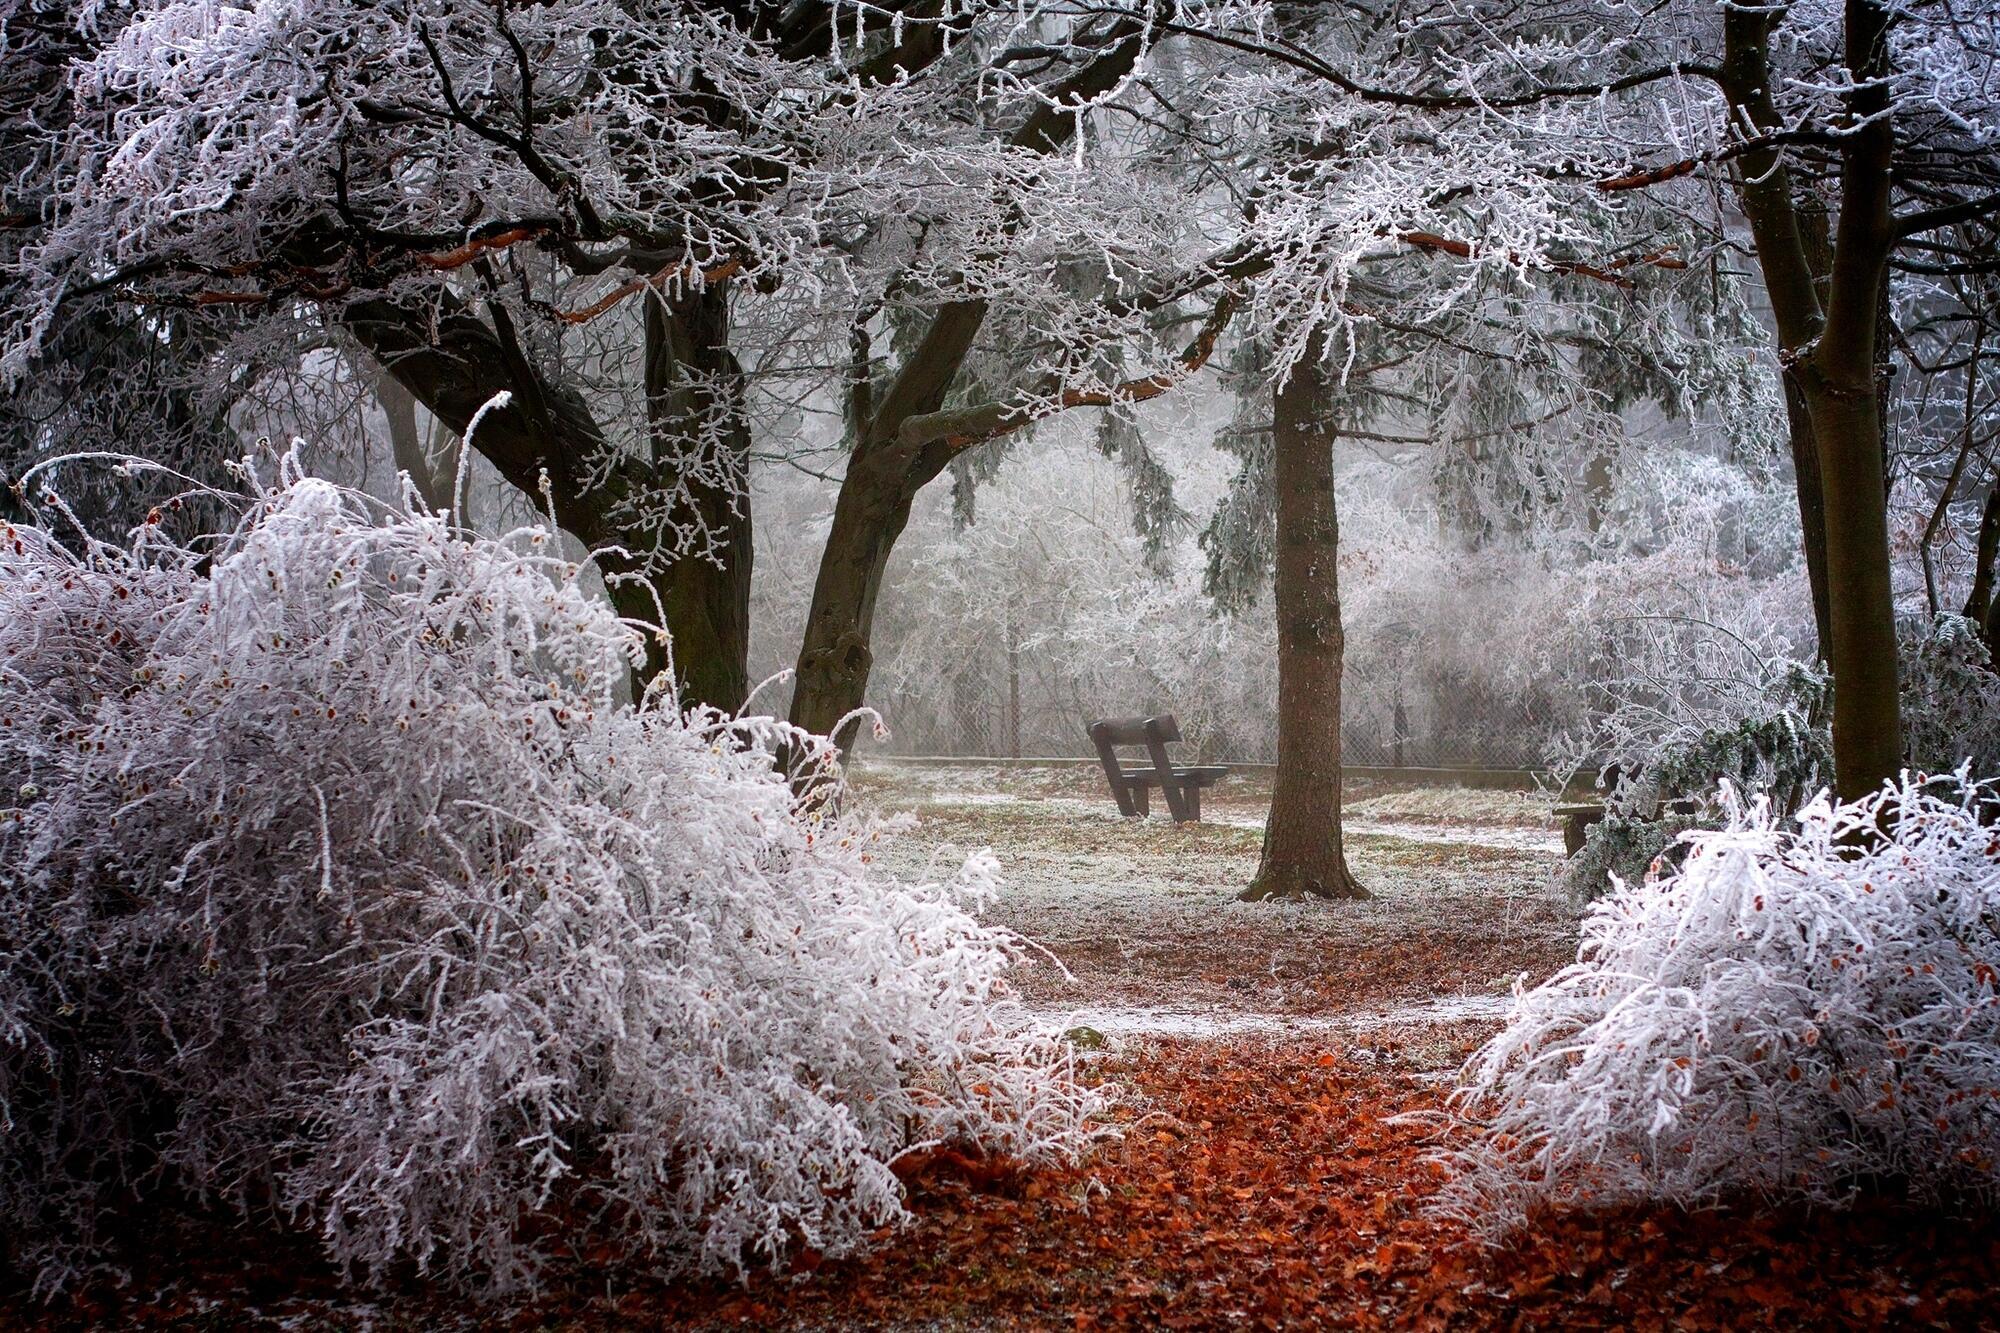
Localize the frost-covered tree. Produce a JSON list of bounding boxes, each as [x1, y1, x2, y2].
[[0, 458, 1104, 1295], [4, 0, 1214, 714], [1170, 0, 2000, 797], [1142, 0, 1779, 898], [782, 7, 1240, 745]]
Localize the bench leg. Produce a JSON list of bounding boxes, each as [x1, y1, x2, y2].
[[1182, 785, 1201, 823], [1107, 778, 1138, 817], [1132, 785, 1149, 817], [1564, 812, 1606, 857]]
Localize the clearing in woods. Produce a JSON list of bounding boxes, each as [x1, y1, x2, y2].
[[24, 763, 1996, 1331]]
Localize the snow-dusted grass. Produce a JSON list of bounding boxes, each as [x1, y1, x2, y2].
[[1345, 785, 1557, 829], [0, 471, 1105, 1297], [849, 760, 1566, 852], [1442, 775, 2000, 1232], [851, 763, 1576, 1045]]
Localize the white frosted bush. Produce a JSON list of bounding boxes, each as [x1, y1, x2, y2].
[[0, 463, 1105, 1296], [1442, 775, 2000, 1232]]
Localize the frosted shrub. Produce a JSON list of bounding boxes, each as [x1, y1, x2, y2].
[[1443, 775, 2000, 1232], [0, 465, 1104, 1296]]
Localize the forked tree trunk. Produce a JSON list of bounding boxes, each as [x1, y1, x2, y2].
[[1241, 332, 1368, 903], [787, 20, 1150, 749], [788, 441, 931, 746], [347, 282, 754, 713]]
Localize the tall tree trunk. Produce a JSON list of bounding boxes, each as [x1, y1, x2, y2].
[[1722, 0, 1904, 800], [1778, 199, 1836, 660], [788, 298, 988, 745], [1965, 479, 2000, 654], [1241, 332, 1367, 903], [346, 284, 753, 712], [1779, 379, 1835, 658], [787, 19, 1149, 747], [1807, 0, 1903, 799], [642, 285, 753, 712]]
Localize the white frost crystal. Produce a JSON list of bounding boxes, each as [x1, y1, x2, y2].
[[0, 465, 1105, 1294], [1444, 776, 2000, 1230]]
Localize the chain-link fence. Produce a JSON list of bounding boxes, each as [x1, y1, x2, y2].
[[860, 651, 1563, 770]]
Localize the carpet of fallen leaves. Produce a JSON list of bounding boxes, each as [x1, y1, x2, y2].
[[16, 1037, 1996, 1332]]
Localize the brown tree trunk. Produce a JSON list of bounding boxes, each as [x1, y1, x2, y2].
[[1965, 479, 2000, 654], [1722, 0, 1904, 800], [787, 19, 1149, 748], [787, 300, 988, 746], [642, 285, 753, 712], [1241, 332, 1368, 903], [1808, 0, 1903, 799], [1776, 192, 1837, 663], [1780, 379, 1835, 659], [346, 282, 753, 713]]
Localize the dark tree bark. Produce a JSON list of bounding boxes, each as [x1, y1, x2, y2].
[[346, 283, 753, 711], [1240, 331, 1367, 903], [788, 298, 990, 745], [643, 285, 753, 712], [787, 20, 1151, 746], [1775, 185, 1838, 660], [1967, 478, 2000, 654], [1778, 378, 1835, 658], [1721, 0, 1904, 800]]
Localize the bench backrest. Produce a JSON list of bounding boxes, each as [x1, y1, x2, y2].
[[1087, 714, 1188, 820], [1088, 713, 1182, 748]]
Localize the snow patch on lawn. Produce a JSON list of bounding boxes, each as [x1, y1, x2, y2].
[[1042, 990, 1514, 1040], [1204, 808, 1566, 854]]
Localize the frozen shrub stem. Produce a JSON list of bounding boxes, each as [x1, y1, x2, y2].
[[0, 458, 1107, 1296], [1443, 775, 2000, 1233]]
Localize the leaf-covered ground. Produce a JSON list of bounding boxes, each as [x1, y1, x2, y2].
[[12, 765, 1997, 1330], [23, 1039, 1996, 1331]]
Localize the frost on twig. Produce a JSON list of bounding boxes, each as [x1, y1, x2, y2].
[[0, 459, 1109, 1296], [1438, 774, 2000, 1236]]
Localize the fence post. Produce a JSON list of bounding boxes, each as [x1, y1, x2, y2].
[[1006, 601, 1021, 759]]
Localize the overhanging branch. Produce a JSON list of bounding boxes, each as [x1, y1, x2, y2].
[[898, 289, 1240, 458]]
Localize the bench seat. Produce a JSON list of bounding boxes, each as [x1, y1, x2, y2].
[[1556, 797, 1703, 856], [1120, 765, 1230, 787]]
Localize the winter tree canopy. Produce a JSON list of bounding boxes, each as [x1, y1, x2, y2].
[[1, 0, 1996, 1323]]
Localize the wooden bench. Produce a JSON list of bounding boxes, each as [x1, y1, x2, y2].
[[1544, 768, 1704, 852], [1556, 793, 1704, 856], [1557, 763, 1628, 856], [1087, 714, 1229, 823], [1555, 803, 1608, 856]]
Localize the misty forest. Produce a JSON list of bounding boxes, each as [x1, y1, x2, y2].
[[2, 0, 1999, 1327]]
